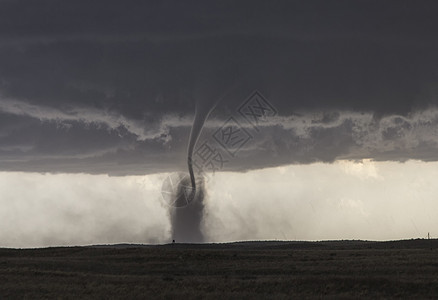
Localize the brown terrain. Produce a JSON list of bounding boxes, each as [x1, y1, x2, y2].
[[1, 239, 438, 299]]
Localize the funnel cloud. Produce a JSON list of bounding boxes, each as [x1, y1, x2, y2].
[[179, 82, 224, 242]]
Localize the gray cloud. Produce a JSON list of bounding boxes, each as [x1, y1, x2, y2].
[[2, 102, 438, 175], [1, 0, 438, 175]]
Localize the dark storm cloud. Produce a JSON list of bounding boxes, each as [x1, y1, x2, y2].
[[1, 0, 438, 174]]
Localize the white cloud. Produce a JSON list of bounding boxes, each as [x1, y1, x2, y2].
[[338, 159, 382, 180], [0, 172, 170, 247], [204, 160, 438, 242], [1, 160, 438, 247]]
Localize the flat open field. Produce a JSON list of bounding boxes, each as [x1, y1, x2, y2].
[[1, 239, 438, 299]]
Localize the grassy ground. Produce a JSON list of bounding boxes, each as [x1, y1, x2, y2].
[[1, 240, 438, 299]]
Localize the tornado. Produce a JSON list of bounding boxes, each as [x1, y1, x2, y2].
[[170, 71, 234, 243], [169, 90, 222, 243]]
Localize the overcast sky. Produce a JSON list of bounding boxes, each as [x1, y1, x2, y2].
[[1, 1, 438, 247]]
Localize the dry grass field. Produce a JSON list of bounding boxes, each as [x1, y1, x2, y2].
[[1, 239, 438, 299]]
